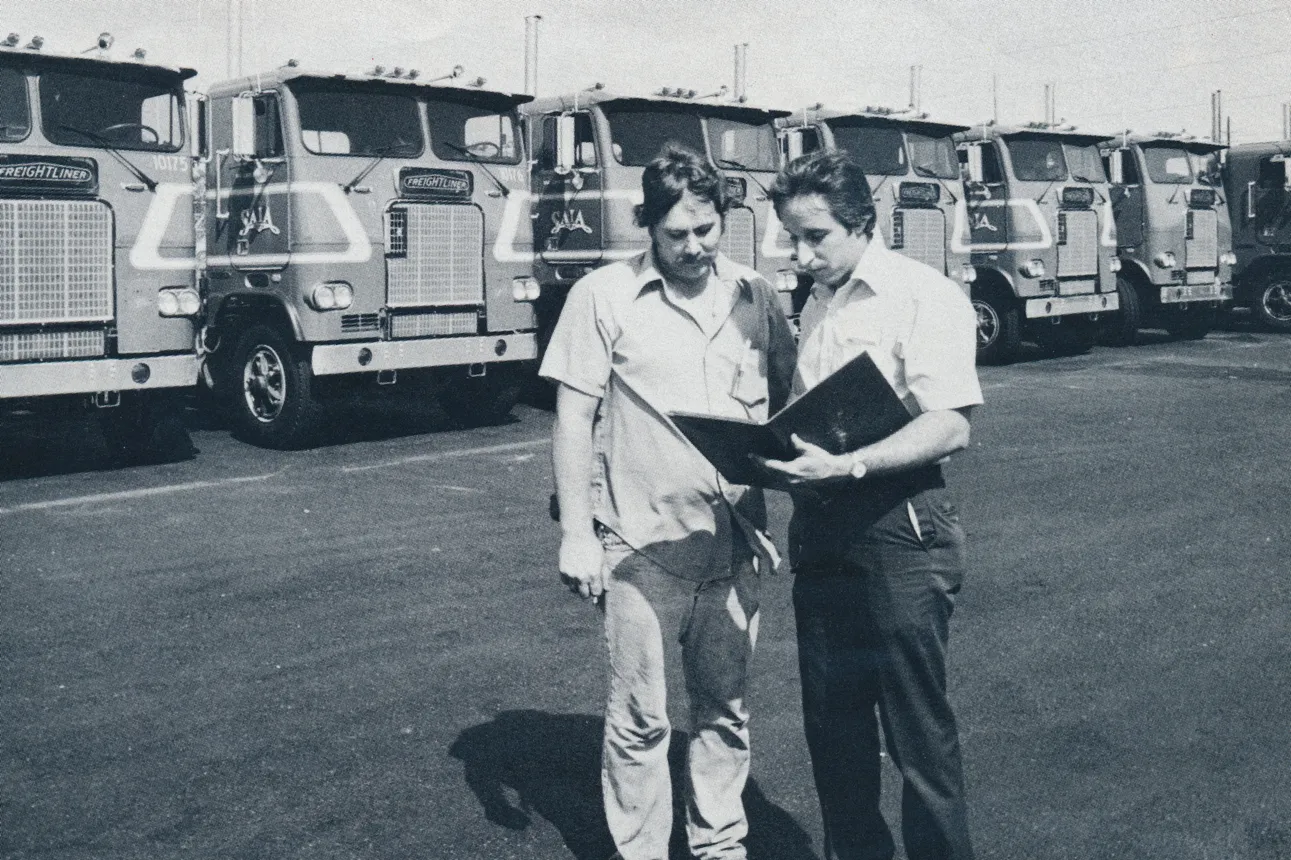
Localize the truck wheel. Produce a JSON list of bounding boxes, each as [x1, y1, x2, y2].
[[1253, 277, 1291, 332], [1164, 306, 1216, 340], [228, 323, 323, 449], [973, 289, 1021, 365], [98, 391, 193, 465], [1036, 319, 1096, 356], [435, 363, 525, 428], [1101, 275, 1142, 346]]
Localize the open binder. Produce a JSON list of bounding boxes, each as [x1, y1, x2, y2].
[[669, 351, 913, 486]]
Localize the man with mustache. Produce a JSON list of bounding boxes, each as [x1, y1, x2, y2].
[[759, 149, 982, 860], [540, 144, 796, 860]]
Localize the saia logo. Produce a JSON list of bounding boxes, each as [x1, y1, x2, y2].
[[972, 212, 999, 232], [551, 209, 592, 236], [236, 204, 280, 255]]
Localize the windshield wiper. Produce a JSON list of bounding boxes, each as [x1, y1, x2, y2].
[[715, 158, 770, 198], [911, 163, 959, 203], [343, 142, 418, 194], [441, 142, 511, 197], [56, 124, 157, 191]]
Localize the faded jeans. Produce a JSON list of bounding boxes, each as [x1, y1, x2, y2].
[[599, 531, 760, 860]]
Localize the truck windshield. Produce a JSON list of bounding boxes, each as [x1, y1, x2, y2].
[[0, 67, 30, 141], [292, 85, 423, 156], [706, 117, 777, 171], [1142, 145, 1193, 184], [827, 124, 906, 175], [1063, 144, 1106, 183], [602, 106, 706, 166], [908, 132, 959, 179], [40, 69, 184, 152], [1007, 139, 1067, 181], [427, 99, 522, 164]]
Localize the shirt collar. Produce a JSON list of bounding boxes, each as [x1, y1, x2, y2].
[[632, 250, 753, 301], [809, 235, 895, 304]]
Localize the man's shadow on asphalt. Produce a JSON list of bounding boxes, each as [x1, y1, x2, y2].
[[449, 710, 817, 860]]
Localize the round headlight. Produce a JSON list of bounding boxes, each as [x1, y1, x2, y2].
[[311, 284, 337, 310], [331, 283, 354, 309], [157, 290, 180, 316], [525, 280, 541, 301], [512, 279, 528, 301], [178, 289, 201, 315]]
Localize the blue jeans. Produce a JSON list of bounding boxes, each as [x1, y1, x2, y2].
[[791, 488, 974, 860], [599, 531, 760, 860]]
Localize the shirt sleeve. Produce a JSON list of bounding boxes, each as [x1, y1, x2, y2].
[[538, 276, 614, 398], [902, 283, 984, 412], [760, 280, 798, 414]]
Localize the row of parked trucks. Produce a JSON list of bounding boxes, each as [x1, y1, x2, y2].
[[5, 39, 1291, 456]]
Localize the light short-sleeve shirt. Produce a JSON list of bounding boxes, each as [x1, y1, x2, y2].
[[540, 250, 797, 582], [794, 239, 984, 416]]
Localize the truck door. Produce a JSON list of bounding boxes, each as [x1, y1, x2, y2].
[[1108, 148, 1145, 248], [962, 142, 1009, 248], [1250, 155, 1291, 250], [532, 111, 604, 263], [210, 91, 291, 269]]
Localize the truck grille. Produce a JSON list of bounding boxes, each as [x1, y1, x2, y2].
[[1057, 210, 1098, 277], [0, 200, 113, 325], [1185, 209, 1217, 269], [718, 207, 755, 270], [387, 204, 483, 307], [390, 310, 478, 338], [0, 328, 106, 362], [893, 208, 946, 274]]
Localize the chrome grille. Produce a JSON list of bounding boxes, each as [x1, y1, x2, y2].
[[340, 313, 380, 333], [1057, 210, 1098, 277], [896, 208, 946, 274], [387, 204, 483, 307], [718, 207, 755, 269], [0, 200, 113, 325], [0, 328, 106, 362], [390, 311, 478, 338], [1185, 209, 1218, 269]]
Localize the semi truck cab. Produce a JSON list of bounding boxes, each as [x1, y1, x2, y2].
[[1222, 140, 1291, 331]]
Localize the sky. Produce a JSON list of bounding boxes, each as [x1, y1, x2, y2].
[[4, 0, 1291, 143]]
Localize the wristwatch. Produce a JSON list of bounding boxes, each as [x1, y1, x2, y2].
[[847, 451, 868, 480]]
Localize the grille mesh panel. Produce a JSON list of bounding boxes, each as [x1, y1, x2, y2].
[[0, 329, 106, 362], [1057, 210, 1098, 277], [898, 209, 946, 274], [1186, 209, 1218, 269], [387, 205, 483, 307], [0, 200, 113, 324], [390, 311, 478, 338], [718, 207, 755, 270]]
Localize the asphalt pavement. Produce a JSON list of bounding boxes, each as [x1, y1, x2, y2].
[[2, 324, 1289, 860]]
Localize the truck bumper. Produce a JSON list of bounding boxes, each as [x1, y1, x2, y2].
[[311, 333, 539, 377], [1025, 293, 1119, 319], [1159, 283, 1232, 304], [0, 354, 198, 400]]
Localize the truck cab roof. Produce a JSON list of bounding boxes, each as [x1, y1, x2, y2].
[[1098, 132, 1226, 154], [778, 104, 968, 138], [0, 43, 196, 80], [957, 122, 1113, 147], [206, 66, 533, 109], [525, 89, 789, 122]]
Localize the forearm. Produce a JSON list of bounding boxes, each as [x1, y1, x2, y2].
[[551, 386, 600, 539], [853, 407, 973, 476]]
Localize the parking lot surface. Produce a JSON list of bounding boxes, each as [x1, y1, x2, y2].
[[3, 326, 1290, 860]]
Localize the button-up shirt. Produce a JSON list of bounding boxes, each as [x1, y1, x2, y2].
[[795, 239, 983, 416], [540, 250, 797, 581]]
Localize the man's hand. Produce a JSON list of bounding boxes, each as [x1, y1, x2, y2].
[[754, 434, 853, 488], [558, 531, 606, 603]]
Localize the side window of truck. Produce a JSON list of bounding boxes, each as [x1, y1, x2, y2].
[[538, 113, 596, 169], [1257, 158, 1285, 188], [254, 94, 284, 158]]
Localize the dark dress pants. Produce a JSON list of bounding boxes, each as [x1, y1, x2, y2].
[[791, 487, 974, 860]]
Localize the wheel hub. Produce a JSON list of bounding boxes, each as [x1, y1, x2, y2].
[[242, 345, 287, 423], [973, 300, 1000, 349], [1263, 283, 1291, 323]]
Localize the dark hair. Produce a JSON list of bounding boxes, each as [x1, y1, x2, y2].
[[634, 143, 730, 229], [769, 149, 876, 237]]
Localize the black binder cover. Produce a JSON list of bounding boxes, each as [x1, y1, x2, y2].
[[669, 351, 913, 486]]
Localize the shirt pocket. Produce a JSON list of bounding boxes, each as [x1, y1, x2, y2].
[[730, 344, 769, 411]]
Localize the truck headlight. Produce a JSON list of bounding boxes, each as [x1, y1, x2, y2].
[[1220, 251, 1237, 266], [1019, 259, 1046, 279], [1153, 252, 1178, 269], [157, 287, 201, 317], [1109, 257, 1122, 273], [958, 264, 977, 284], [775, 270, 798, 292], [512, 277, 541, 301], [307, 281, 354, 311]]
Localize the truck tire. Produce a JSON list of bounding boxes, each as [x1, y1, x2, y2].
[[98, 391, 193, 465], [973, 288, 1022, 365], [1101, 275, 1142, 346], [1164, 306, 1216, 340], [1036, 319, 1096, 356], [227, 323, 323, 449], [1253, 276, 1291, 332], [435, 363, 524, 428]]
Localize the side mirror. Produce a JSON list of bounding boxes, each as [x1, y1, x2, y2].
[[784, 130, 805, 162], [555, 114, 577, 174], [191, 95, 209, 160], [966, 145, 984, 183], [230, 94, 257, 159], [1108, 149, 1125, 185]]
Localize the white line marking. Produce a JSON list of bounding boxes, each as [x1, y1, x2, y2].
[[341, 437, 551, 474], [0, 470, 283, 515]]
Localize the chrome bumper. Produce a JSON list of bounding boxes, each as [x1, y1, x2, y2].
[[0, 354, 198, 399], [1159, 283, 1232, 304], [1025, 292, 1119, 319], [311, 333, 539, 376]]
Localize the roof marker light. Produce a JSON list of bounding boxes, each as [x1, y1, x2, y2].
[[467, 76, 486, 87], [2, 33, 19, 48], [132, 47, 146, 60], [407, 69, 420, 79], [372, 65, 386, 76], [390, 67, 404, 78], [25, 35, 44, 50], [285, 58, 299, 67]]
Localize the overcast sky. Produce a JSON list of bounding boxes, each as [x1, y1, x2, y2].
[[7, 0, 1291, 143]]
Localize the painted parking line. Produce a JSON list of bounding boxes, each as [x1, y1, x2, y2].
[[341, 437, 551, 474], [0, 470, 285, 516]]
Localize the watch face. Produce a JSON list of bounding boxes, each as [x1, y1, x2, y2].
[[849, 456, 867, 479]]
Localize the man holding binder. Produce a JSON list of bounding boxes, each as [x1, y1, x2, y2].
[[759, 149, 983, 860], [540, 144, 796, 860]]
